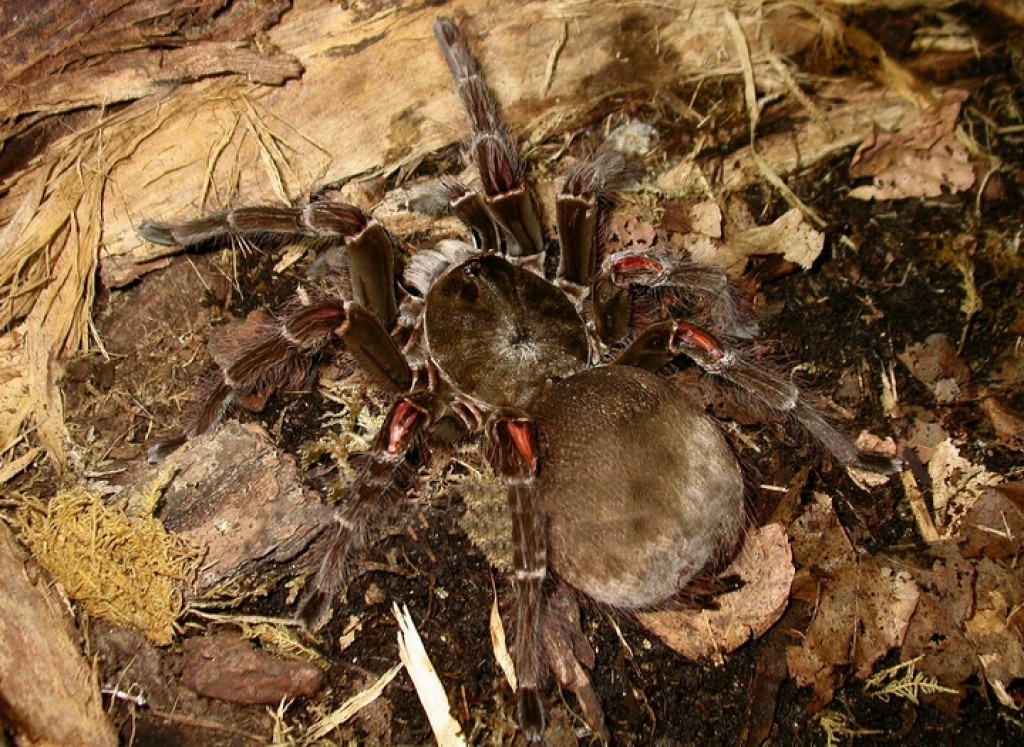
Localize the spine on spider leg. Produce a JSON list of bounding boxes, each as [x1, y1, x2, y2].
[[148, 301, 348, 462], [297, 396, 434, 631], [486, 416, 547, 742]]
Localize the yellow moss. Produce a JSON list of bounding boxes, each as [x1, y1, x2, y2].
[[17, 482, 203, 646]]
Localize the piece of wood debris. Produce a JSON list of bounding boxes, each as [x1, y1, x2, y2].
[[394, 602, 467, 747], [130, 421, 334, 592], [179, 632, 323, 704], [0, 522, 117, 747]]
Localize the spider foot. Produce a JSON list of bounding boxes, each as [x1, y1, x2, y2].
[[146, 434, 187, 464], [137, 220, 177, 246], [518, 688, 546, 744], [541, 585, 609, 742]]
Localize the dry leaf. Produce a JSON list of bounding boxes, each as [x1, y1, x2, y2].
[[964, 559, 1024, 709], [898, 333, 972, 403], [849, 89, 975, 200], [786, 554, 921, 707], [637, 523, 794, 661], [927, 438, 1002, 535], [954, 484, 1024, 561], [979, 397, 1024, 451], [729, 208, 825, 270], [788, 492, 857, 575], [659, 199, 723, 238]]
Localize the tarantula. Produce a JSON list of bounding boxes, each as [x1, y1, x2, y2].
[[140, 17, 894, 742]]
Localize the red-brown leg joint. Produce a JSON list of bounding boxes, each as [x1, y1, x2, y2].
[[489, 417, 538, 477], [672, 323, 724, 361], [504, 419, 537, 472], [385, 400, 430, 455], [611, 254, 664, 280]]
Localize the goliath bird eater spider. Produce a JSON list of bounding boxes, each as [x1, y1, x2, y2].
[[139, 17, 896, 742]]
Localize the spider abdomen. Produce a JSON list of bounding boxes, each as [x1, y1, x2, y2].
[[533, 366, 745, 609]]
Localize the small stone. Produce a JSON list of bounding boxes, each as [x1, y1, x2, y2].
[[180, 633, 323, 704]]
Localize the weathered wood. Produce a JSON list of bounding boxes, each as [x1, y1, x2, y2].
[[0, 522, 117, 747]]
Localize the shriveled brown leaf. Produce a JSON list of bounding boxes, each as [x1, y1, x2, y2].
[[898, 333, 972, 403], [964, 558, 1024, 709], [786, 554, 920, 707], [664, 203, 824, 276], [849, 89, 975, 200], [979, 397, 1024, 451], [637, 523, 794, 661], [900, 545, 977, 709], [927, 438, 1002, 536], [788, 492, 857, 576], [953, 484, 1024, 561], [659, 199, 723, 238], [789, 487, 1024, 715]]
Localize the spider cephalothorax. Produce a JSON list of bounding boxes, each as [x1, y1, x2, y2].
[[139, 17, 894, 742]]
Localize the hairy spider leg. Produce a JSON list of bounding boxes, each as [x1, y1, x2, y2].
[[614, 319, 899, 472], [555, 150, 628, 286], [435, 17, 544, 258], [298, 393, 437, 630], [142, 205, 411, 459], [604, 250, 757, 339], [485, 413, 547, 743], [140, 200, 364, 247], [147, 300, 347, 462], [140, 203, 399, 328]]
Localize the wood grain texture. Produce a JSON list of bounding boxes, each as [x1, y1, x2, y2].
[[0, 522, 117, 747]]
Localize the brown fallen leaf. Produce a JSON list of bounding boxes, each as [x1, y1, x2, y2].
[[637, 523, 794, 662], [963, 558, 1024, 709], [786, 554, 921, 707], [788, 492, 857, 576], [729, 208, 825, 270], [663, 202, 824, 277], [659, 199, 723, 239], [898, 333, 972, 403], [954, 484, 1024, 561], [788, 486, 1024, 716], [927, 438, 1002, 537], [980, 396, 1024, 452], [899, 545, 977, 713], [849, 89, 975, 200]]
